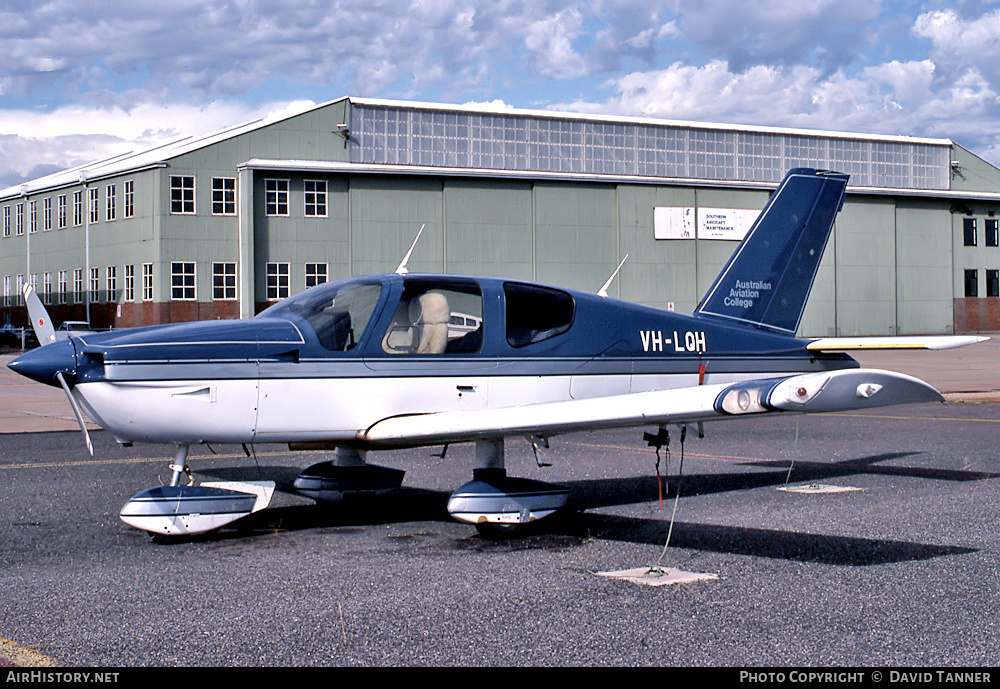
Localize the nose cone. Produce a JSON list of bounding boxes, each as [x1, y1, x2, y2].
[[7, 338, 77, 387]]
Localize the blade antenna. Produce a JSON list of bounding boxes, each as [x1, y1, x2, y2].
[[55, 372, 93, 456], [597, 254, 628, 297], [395, 223, 426, 275]]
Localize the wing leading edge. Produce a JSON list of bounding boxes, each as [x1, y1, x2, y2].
[[359, 368, 943, 448]]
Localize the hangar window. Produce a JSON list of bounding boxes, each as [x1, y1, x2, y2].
[[964, 269, 979, 298], [124, 181, 134, 219], [266, 262, 290, 300], [986, 219, 998, 247], [58, 195, 67, 228], [3, 206, 8, 237], [142, 264, 153, 302], [106, 266, 117, 302], [15, 203, 23, 236], [170, 176, 195, 214], [106, 185, 115, 222], [304, 180, 327, 217], [73, 191, 82, 226], [43, 198, 51, 230], [265, 179, 289, 216], [171, 262, 196, 301], [503, 282, 574, 348], [987, 270, 999, 298], [381, 279, 483, 354], [212, 178, 236, 215], [305, 263, 328, 288], [213, 263, 237, 300], [124, 265, 134, 302], [963, 218, 977, 246]]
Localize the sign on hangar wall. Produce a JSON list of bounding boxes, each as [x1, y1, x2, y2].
[[653, 207, 760, 241]]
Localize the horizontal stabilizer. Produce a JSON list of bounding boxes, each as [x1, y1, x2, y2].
[[807, 336, 989, 351]]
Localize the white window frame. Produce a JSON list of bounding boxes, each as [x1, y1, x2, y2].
[[266, 262, 290, 300], [171, 262, 196, 301], [265, 179, 289, 216], [304, 180, 327, 217], [142, 263, 153, 302], [212, 262, 237, 300], [58, 270, 67, 304], [124, 264, 135, 302], [88, 188, 99, 223], [90, 267, 100, 301], [73, 269, 83, 304], [107, 266, 117, 302], [15, 203, 23, 236], [305, 262, 328, 288], [170, 175, 196, 214], [106, 184, 116, 221], [57, 195, 67, 229], [43, 197, 52, 231], [28, 200, 36, 234], [212, 178, 236, 216], [3, 206, 9, 238], [73, 191, 83, 226], [124, 180, 134, 218]]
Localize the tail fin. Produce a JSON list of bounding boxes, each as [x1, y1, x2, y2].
[[23, 283, 56, 346], [695, 168, 848, 335]]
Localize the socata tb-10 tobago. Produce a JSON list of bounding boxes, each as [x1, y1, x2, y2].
[[10, 168, 986, 537]]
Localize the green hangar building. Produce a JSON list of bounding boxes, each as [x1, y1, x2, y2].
[[2, 96, 999, 336]]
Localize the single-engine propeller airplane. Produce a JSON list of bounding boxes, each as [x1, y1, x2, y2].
[[9, 168, 987, 538]]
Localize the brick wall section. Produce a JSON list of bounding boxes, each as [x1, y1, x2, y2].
[[954, 298, 1000, 333]]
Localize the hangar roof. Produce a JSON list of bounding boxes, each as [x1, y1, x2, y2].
[[3, 95, 999, 201]]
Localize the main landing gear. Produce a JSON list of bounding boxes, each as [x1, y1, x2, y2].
[[447, 438, 570, 537], [118, 444, 275, 537], [292, 439, 569, 537]]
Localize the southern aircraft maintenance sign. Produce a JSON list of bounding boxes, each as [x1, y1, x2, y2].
[[654, 207, 759, 241]]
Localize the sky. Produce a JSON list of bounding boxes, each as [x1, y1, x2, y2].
[[1, 0, 999, 189]]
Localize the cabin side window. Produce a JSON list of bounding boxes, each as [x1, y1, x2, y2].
[[381, 279, 483, 354], [504, 282, 575, 348]]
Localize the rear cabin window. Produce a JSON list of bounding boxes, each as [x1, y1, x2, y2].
[[381, 279, 484, 354], [504, 282, 574, 348]]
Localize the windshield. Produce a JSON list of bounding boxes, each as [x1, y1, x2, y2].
[[258, 279, 383, 351]]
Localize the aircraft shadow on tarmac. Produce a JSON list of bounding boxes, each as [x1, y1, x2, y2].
[[179, 451, 986, 566]]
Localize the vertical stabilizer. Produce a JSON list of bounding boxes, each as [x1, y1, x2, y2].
[[695, 168, 848, 334]]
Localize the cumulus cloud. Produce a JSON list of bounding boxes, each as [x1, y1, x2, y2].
[[2, 0, 1000, 184]]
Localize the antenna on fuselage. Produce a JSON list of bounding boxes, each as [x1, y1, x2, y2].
[[395, 224, 426, 275], [597, 254, 629, 297]]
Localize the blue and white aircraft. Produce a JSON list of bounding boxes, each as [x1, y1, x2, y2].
[[9, 168, 985, 537]]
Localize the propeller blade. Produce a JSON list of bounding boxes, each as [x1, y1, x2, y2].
[[55, 371, 93, 456], [23, 283, 56, 346]]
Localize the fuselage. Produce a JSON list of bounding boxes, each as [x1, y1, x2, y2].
[[10, 273, 857, 447]]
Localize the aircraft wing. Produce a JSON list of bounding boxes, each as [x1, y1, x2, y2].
[[359, 368, 943, 448]]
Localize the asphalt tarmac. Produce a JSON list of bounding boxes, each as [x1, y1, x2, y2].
[[0, 342, 997, 667]]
